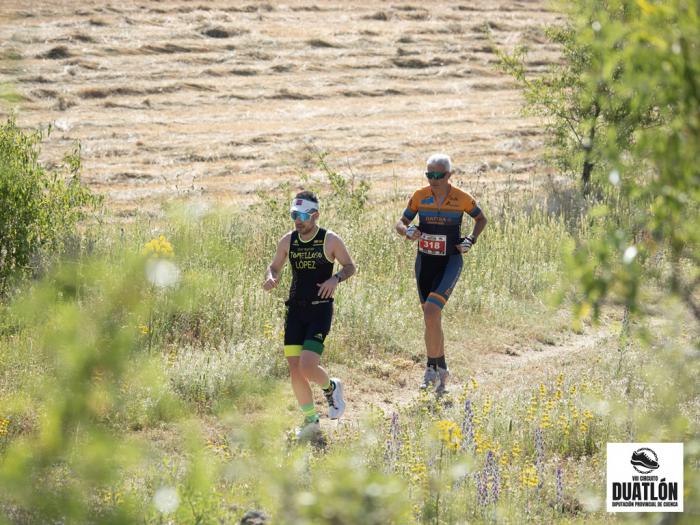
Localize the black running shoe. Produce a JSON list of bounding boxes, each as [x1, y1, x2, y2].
[[631, 450, 659, 470]]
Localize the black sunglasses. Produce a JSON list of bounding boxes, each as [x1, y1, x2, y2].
[[425, 171, 448, 180]]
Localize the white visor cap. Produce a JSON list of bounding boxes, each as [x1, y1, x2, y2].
[[290, 198, 318, 214]]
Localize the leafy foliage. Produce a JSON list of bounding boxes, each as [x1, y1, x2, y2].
[[315, 152, 370, 219], [497, 2, 661, 192], [0, 257, 182, 523], [0, 118, 101, 294], [561, 0, 700, 327], [501, 0, 699, 327]]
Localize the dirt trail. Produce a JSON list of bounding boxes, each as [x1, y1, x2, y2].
[[1, 0, 562, 211], [330, 325, 615, 430]]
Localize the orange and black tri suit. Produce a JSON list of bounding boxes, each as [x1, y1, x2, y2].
[[403, 185, 481, 309], [283, 227, 334, 357]]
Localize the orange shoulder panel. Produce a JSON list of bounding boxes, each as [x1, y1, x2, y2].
[[455, 188, 477, 213]]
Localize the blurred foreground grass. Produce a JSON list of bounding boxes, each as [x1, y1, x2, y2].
[[0, 190, 698, 524]]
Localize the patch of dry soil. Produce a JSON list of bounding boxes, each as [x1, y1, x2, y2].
[[1, 1, 562, 210]]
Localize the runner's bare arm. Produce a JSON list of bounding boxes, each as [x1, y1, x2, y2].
[[317, 232, 356, 299], [470, 211, 487, 241], [263, 232, 291, 291], [395, 216, 410, 236], [396, 217, 421, 240], [328, 233, 356, 282], [398, 190, 422, 239]]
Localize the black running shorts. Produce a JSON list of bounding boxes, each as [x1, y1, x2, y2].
[[283, 300, 333, 356]]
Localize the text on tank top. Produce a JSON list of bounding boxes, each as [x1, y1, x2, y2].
[[288, 228, 334, 301]]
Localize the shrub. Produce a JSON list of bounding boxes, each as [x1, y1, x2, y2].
[[0, 117, 100, 295]]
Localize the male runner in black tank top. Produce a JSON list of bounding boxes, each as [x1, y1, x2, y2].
[[263, 191, 356, 440]]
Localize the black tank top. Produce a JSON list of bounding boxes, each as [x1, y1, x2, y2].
[[288, 228, 334, 302]]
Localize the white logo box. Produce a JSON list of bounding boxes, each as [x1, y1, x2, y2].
[[607, 443, 683, 513]]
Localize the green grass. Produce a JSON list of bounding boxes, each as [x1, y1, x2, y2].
[[0, 194, 698, 524]]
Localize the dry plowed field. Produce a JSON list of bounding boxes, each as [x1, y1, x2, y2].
[[1, 1, 561, 210]]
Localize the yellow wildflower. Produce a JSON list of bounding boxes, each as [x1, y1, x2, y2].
[[0, 417, 9, 437], [100, 487, 124, 505], [435, 420, 462, 451], [511, 441, 522, 459], [525, 402, 537, 423], [558, 414, 570, 436], [520, 465, 539, 488], [541, 412, 552, 429], [262, 322, 274, 339], [502, 472, 511, 489], [207, 438, 232, 460], [410, 462, 427, 483], [458, 385, 469, 405], [143, 235, 175, 258]]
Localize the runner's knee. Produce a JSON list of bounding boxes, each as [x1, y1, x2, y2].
[[287, 358, 303, 377], [423, 302, 442, 323], [299, 355, 319, 379]]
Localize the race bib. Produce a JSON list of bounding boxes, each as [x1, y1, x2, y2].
[[418, 233, 447, 256]]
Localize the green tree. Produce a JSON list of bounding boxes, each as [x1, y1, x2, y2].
[[502, 0, 699, 326], [561, 0, 700, 327], [497, 1, 660, 193]]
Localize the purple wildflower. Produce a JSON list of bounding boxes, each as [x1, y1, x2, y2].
[[556, 465, 563, 507], [384, 412, 401, 468], [485, 450, 501, 503], [461, 398, 475, 453], [474, 470, 488, 506], [534, 427, 544, 489]]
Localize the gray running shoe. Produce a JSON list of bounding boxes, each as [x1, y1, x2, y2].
[[436, 367, 450, 396], [325, 378, 346, 419], [294, 417, 321, 442], [420, 366, 439, 391]]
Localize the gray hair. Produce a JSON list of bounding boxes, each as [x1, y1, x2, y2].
[[426, 153, 452, 172]]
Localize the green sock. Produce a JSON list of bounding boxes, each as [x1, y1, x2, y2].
[[301, 403, 319, 422], [322, 380, 332, 391]]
